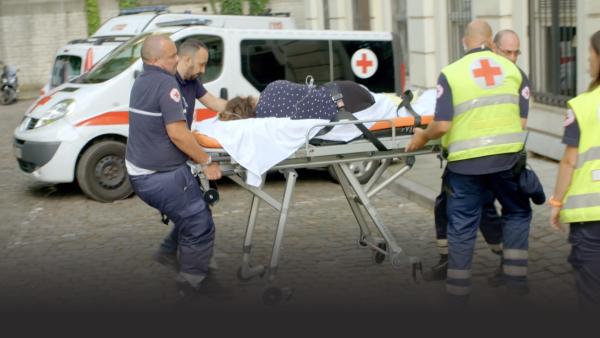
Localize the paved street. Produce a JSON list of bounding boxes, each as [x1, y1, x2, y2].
[[0, 99, 578, 312]]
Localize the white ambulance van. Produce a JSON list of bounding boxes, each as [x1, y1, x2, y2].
[[40, 6, 295, 95], [15, 25, 403, 202]]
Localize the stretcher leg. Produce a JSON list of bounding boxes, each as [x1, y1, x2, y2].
[[338, 161, 420, 269], [262, 169, 297, 306], [331, 163, 378, 248], [363, 158, 392, 193], [237, 194, 266, 282]]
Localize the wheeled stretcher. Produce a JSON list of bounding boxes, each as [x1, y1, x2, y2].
[[193, 111, 440, 305]]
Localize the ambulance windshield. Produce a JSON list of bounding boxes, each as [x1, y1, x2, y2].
[[76, 33, 153, 83]]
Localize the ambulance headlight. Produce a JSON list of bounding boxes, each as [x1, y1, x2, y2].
[[34, 99, 75, 128]]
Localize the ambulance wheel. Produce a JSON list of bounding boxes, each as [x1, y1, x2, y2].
[[328, 160, 380, 184], [76, 140, 133, 202]]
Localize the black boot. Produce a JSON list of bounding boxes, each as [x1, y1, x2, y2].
[[423, 254, 448, 281], [487, 254, 505, 287]]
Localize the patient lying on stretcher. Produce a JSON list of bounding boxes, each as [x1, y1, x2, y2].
[[218, 80, 380, 121], [190, 80, 436, 186]]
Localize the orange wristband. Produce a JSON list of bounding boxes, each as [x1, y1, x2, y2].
[[548, 195, 563, 208]]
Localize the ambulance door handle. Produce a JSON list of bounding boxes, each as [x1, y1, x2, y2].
[[220, 88, 228, 100]]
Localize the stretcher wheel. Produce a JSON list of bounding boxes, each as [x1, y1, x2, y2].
[[358, 234, 368, 248], [203, 188, 219, 204], [372, 242, 387, 264], [237, 267, 252, 282]]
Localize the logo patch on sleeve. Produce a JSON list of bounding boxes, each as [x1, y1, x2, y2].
[[521, 86, 530, 100], [436, 84, 444, 99], [170, 88, 181, 103], [563, 109, 575, 127]]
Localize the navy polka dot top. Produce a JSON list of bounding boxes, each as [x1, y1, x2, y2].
[[255, 80, 337, 120]]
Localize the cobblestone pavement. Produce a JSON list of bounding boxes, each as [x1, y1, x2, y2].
[[0, 100, 578, 312]]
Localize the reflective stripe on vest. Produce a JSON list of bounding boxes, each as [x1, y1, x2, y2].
[[576, 146, 600, 168], [564, 192, 600, 209], [454, 94, 519, 117], [447, 131, 526, 154], [560, 86, 600, 224]]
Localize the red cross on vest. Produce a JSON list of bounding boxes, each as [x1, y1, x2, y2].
[[472, 59, 503, 87], [356, 53, 373, 74]]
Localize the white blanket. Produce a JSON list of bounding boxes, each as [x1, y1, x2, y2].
[[195, 89, 436, 187]]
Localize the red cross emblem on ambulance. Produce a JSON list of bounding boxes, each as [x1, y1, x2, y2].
[[351, 48, 378, 79], [470, 58, 504, 89]]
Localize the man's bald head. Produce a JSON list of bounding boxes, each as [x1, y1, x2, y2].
[[463, 20, 493, 50], [141, 34, 172, 63], [493, 30, 521, 63], [140, 34, 179, 75]]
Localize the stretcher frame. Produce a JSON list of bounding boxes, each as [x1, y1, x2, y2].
[[196, 119, 440, 305]]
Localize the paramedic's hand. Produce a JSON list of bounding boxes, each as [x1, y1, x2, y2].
[[405, 127, 428, 152], [203, 163, 222, 180], [549, 206, 565, 232]]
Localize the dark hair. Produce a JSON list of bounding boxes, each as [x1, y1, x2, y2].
[[219, 96, 256, 121], [178, 38, 208, 58], [589, 30, 600, 91]]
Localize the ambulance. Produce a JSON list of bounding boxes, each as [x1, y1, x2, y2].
[[15, 24, 403, 202], [40, 6, 295, 95]]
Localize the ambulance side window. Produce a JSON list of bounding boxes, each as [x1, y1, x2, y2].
[[175, 34, 223, 83], [331, 41, 395, 92], [241, 39, 330, 91]]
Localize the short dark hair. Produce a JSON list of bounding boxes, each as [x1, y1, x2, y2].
[[178, 38, 208, 58]]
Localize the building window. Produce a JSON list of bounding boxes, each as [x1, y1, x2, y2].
[[352, 0, 370, 31], [447, 0, 472, 62], [529, 0, 577, 107]]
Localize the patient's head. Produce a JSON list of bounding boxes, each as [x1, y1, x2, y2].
[[219, 96, 257, 121]]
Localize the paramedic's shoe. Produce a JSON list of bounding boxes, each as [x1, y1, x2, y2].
[[176, 272, 232, 302], [423, 255, 448, 281], [153, 250, 178, 272], [487, 262, 506, 288]]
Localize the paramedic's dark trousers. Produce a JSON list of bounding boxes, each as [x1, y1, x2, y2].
[[445, 169, 531, 301], [435, 188, 502, 255], [129, 164, 215, 277], [568, 222, 600, 311]]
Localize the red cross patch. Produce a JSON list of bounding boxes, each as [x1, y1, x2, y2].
[[170, 88, 181, 103], [470, 58, 504, 89]]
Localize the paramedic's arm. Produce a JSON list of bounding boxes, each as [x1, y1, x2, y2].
[[519, 68, 531, 130], [199, 92, 227, 113], [550, 111, 579, 231], [405, 122, 451, 152], [406, 74, 453, 152], [166, 121, 222, 180]]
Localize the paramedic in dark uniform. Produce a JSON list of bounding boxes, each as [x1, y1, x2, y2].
[[406, 20, 532, 307], [153, 38, 227, 270], [125, 34, 222, 292], [549, 30, 600, 311], [425, 29, 527, 282]]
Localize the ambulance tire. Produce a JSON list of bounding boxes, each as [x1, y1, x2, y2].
[[328, 160, 380, 185], [76, 140, 133, 203]]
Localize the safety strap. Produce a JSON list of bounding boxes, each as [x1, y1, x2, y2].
[[396, 90, 421, 126], [315, 82, 388, 151]]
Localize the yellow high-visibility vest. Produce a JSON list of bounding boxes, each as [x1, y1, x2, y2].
[[441, 50, 525, 162], [560, 85, 600, 223]]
